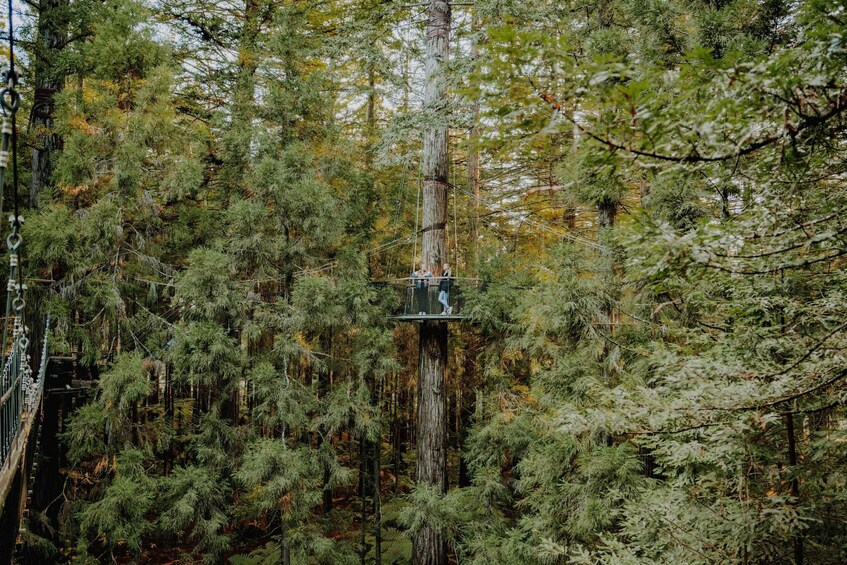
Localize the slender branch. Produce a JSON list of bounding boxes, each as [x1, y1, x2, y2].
[[713, 225, 847, 259], [627, 421, 724, 436], [753, 368, 847, 411], [761, 324, 847, 380], [705, 249, 847, 275], [534, 83, 847, 164]]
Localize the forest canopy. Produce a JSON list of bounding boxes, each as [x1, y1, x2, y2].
[[3, 0, 847, 563]]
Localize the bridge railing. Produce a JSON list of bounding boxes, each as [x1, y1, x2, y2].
[[0, 355, 20, 469], [0, 316, 49, 470]]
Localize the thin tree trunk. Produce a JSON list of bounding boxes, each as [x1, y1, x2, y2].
[[322, 435, 333, 514], [458, 334, 479, 488], [391, 372, 399, 495], [786, 413, 803, 565], [360, 436, 368, 564], [374, 417, 382, 565], [317, 333, 334, 513], [408, 380, 415, 456], [279, 512, 291, 565], [164, 364, 173, 476], [131, 401, 138, 445], [597, 199, 617, 231]]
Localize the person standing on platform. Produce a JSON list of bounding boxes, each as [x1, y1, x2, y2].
[[412, 265, 430, 315], [438, 263, 453, 315]]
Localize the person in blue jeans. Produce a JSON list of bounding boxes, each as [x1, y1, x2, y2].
[[438, 263, 453, 315]]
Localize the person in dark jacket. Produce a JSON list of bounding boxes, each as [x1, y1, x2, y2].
[[438, 263, 453, 315], [412, 265, 431, 314]]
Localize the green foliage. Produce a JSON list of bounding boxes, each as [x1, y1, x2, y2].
[[61, 402, 109, 464], [237, 439, 356, 562], [19, 522, 63, 563], [170, 321, 241, 387], [26, 0, 847, 562], [157, 465, 230, 561], [99, 352, 149, 414], [321, 380, 381, 441], [237, 439, 321, 515], [455, 0, 847, 563], [399, 485, 465, 554], [250, 359, 315, 431], [77, 450, 154, 556], [174, 249, 245, 321]]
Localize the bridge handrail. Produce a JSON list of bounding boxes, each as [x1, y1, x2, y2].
[[25, 316, 49, 411], [0, 315, 49, 469]]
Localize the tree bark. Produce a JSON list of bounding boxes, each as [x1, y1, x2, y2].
[[374, 423, 382, 565], [597, 198, 617, 230], [391, 372, 399, 494], [414, 3, 451, 565], [279, 512, 291, 565], [420, 1, 451, 277], [31, 0, 67, 208], [786, 413, 803, 565], [415, 321, 449, 565], [360, 436, 368, 564]]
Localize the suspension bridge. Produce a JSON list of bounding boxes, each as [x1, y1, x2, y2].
[[0, 4, 61, 559]]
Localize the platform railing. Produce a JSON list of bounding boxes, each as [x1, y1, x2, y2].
[[372, 277, 479, 320]]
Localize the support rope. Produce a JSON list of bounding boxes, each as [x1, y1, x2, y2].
[[411, 159, 423, 274], [452, 159, 459, 277], [0, 0, 51, 471], [6, 0, 18, 230]]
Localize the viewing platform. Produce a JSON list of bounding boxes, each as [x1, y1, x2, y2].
[[372, 277, 478, 323]]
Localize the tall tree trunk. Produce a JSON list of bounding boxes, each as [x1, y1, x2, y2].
[[374, 414, 382, 565], [420, 2, 451, 275], [359, 436, 368, 564], [415, 322, 448, 564], [31, 0, 67, 208], [414, 3, 451, 565]]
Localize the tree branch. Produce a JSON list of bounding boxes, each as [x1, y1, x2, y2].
[[534, 83, 847, 164]]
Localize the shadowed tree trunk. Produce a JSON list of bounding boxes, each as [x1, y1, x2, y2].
[[786, 413, 803, 565], [416, 321, 448, 564], [597, 198, 617, 231], [31, 0, 67, 208]]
